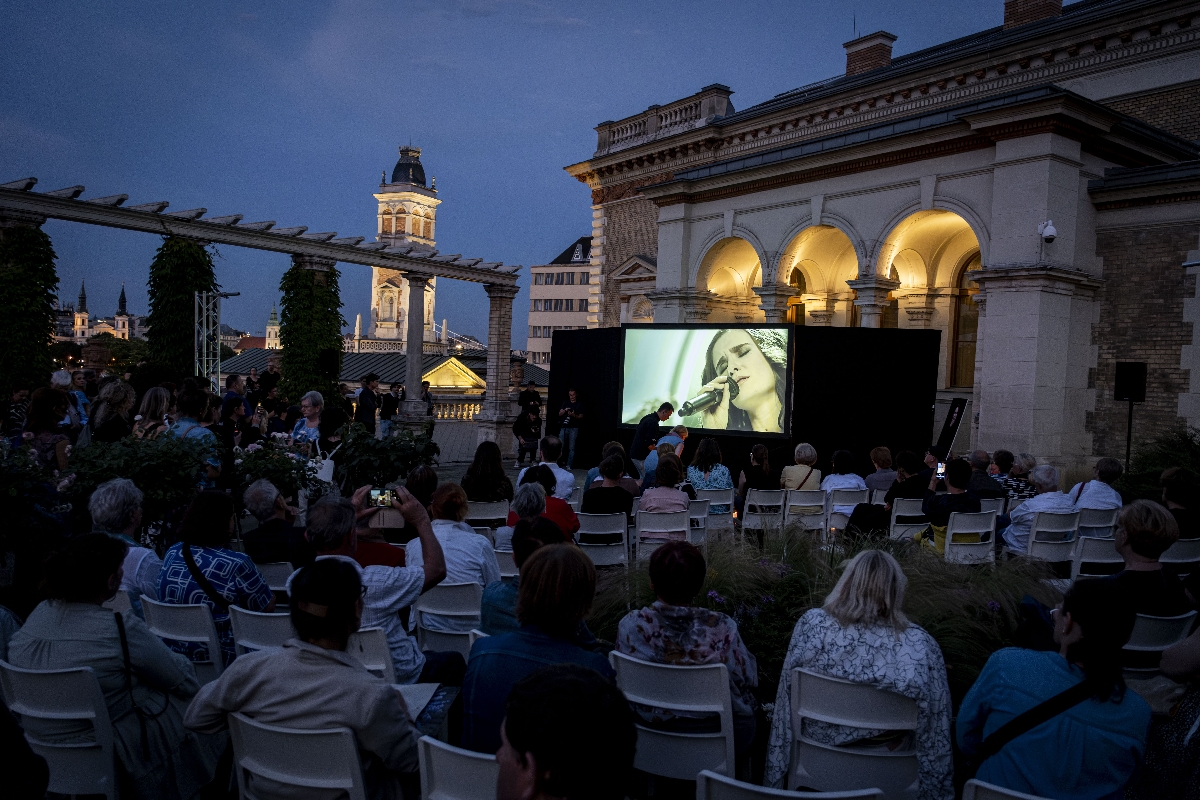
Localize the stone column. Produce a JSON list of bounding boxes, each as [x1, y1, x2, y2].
[[476, 283, 520, 449], [402, 274, 431, 417], [292, 253, 335, 278], [752, 283, 797, 324], [807, 297, 835, 326], [0, 209, 47, 239], [846, 277, 900, 328], [647, 287, 715, 323]]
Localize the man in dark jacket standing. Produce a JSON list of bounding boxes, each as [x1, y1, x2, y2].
[[512, 409, 542, 467], [355, 373, 380, 435], [630, 402, 673, 472], [379, 383, 401, 438]]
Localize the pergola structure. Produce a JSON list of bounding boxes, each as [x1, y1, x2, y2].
[[0, 176, 522, 446]]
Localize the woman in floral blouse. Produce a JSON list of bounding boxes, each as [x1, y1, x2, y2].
[[687, 437, 734, 513], [765, 549, 953, 800], [616, 541, 759, 757]]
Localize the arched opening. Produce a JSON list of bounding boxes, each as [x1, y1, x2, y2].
[[778, 224, 858, 326], [951, 253, 982, 387], [881, 265, 899, 328], [381, 210, 393, 235], [396, 208, 410, 235], [423, 218, 433, 239], [787, 267, 806, 325], [697, 237, 762, 322], [409, 210, 422, 236]]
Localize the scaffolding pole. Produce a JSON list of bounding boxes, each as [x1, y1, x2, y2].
[[195, 290, 239, 392]]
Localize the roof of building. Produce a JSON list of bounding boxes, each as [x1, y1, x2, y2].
[[548, 237, 592, 265], [219, 349, 550, 388], [235, 336, 267, 351], [391, 146, 427, 187]]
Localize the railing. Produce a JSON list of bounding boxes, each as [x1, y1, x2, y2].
[[596, 85, 732, 155], [432, 397, 483, 420]]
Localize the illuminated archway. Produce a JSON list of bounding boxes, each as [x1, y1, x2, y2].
[[778, 225, 858, 325], [697, 237, 763, 321]]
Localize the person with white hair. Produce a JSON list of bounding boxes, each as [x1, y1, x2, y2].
[[999, 464, 1077, 553], [765, 550, 953, 799], [89, 478, 162, 601], [242, 478, 315, 568], [494, 481, 546, 551], [291, 390, 323, 445]]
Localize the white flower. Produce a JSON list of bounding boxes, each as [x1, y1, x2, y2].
[[234, 459, 244, 466]]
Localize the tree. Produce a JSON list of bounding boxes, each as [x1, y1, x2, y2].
[[145, 236, 217, 377], [87, 333, 149, 375], [0, 225, 58, 396], [279, 262, 344, 401]]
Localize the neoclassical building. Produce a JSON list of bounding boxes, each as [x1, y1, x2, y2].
[[566, 0, 1200, 470]]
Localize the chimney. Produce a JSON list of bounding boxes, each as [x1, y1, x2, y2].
[[1003, 0, 1063, 29], [844, 31, 897, 76]]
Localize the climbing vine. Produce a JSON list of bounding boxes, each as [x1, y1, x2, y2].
[[145, 236, 218, 377], [0, 225, 58, 396], [279, 262, 344, 402]]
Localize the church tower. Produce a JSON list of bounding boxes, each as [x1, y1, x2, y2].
[[74, 281, 89, 343], [265, 303, 281, 349], [114, 283, 130, 340], [370, 146, 440, 342]]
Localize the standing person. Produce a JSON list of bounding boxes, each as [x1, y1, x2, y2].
[[223, 373, 252, 418], [1067, 457, 1124, 510], [168, 388, 221, 488], [557, 388, 584, 470], [3, 385, 30, 436], [88, 379, 136, 443], [133, 387, 172, 440], [630, 402, 673, 471], [517, 379, 541, 414], [379, 383, 401, 438], [864, 447, 897, 492], [243, 366, 259, 407], [420, 381, 434, 416], [23, 388, 70, 471], [355, 373, 380, 435], [512, 408, 542, 467], [257, 361, 281, 397], [69, 370, 92, 429], [291, 391, 323, 446]]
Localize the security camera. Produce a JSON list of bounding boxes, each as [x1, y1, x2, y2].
[[1038, 220, 1057, 244]]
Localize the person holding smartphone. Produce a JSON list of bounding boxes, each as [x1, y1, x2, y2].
[[916, 459, 981, 554]]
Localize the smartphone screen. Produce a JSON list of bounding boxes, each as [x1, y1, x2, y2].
[[936, 462, 946, 478]]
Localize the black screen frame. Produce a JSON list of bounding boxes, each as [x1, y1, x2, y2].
[[618, 322, 794, 439]]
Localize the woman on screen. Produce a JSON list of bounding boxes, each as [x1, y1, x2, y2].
[[696, 329, 788, 433]]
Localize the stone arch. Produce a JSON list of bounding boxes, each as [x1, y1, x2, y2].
[[691, 226, 769, 289], [694, 234, 766, 322], [875, 209, 982, 291], [777, 224, 859, 294]]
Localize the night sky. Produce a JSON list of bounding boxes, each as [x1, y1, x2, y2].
[[2, 0, 1004, 347]]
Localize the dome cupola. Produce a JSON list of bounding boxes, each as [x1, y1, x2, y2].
[[390, 146, 427, 187]]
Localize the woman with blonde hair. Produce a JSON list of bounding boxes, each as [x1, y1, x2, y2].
[[765, 549, 953, 799], [134, 387, 173, 439]]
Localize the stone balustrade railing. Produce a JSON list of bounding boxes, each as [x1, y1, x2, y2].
[[431, 396, 483, 420], [594, 84, 733, 156]]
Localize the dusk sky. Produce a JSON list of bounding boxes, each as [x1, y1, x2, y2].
[[2, 0, 1003, 348]]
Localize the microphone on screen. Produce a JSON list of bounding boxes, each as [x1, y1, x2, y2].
[[678, 388, 723, 417]]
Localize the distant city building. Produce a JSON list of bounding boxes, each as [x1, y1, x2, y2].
[[219, 323, 247, 351], [525, 237, 591, 368], [265, 303, 280, 349], [71, 282, 148, 342]]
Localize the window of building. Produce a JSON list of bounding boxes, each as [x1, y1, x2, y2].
[[580, 272, 590, 285], [551, 299, 561, 311], [423, 219, 433, 239], [529, 326, 539, 338], [530, 351, 551, 365], [396, 210, 409, 234], [563, 272, 574, 285], [531, 299, 542, 311], [381, 212, 393, 235], [565, 299, 574, 312], [951, 253, 983, 387]]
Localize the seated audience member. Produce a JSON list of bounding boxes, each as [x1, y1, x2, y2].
[[462, 544, 614, 754], [957, 579, 1150, 800], [846, 450, 929, 534], [89, 477, 162, 602], [686, 437, 734, 513], [304, 488, 461, 685], [1067, 456, 1124, 510], [9, 534, 224, 800], [496, 482, 548, 551], [991, 449, 1015, 478], [738, 444, 778, 510], [1128, 625, 1200, 800], [516, 436, 575, 499], [351, 492, 408, 569], [241, 478, 316, 569], [185, 559, 420, 799], [481, 517, 572, 635], [159, 491, 275, 666], [1000, 465, 1077, 553], [618, 542, 759, 755], [585, 441, 642, 495], [917, 459, 982, 554], [639, 441, 677, 492], [967, 450, 1007, 498], [1001, 452, 1040, 501], [581, 454, 635, 521], [639, 453, 694, 517], [920, 445, 948, 481], [864, 446, 898, 492], [1161, 467, 1200, 540], [512, 408, 542, 467], [1102, 499, 1189, 617], [642, 426, 689, 482], [405, 483, 501, 632], [781, 442, 822, 490], [820, 449, 868, 516], [404, 464, 439, 510], [497, 664, 637, 800], [507, 465, 578, 537], [765, 550, 952, 797], [461, 440, 515, 502]]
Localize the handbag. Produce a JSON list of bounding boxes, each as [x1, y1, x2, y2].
[[314, 441, 343, 484]]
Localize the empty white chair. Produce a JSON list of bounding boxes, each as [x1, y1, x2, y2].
[[228, 711, 367, 800], [140, 596, 224, 684], [494, 549, 519, 578], [609, 651, 735, 779], [697, 769, 883, 800], [789, 668, 918, 798], [1161, 538, 1200, 576], [256, 562, 296, 593], [636, 510, 690, 558], [576, 512, 628, 566], [743, 489, 785, 533], [1026, 527, 1078, 565], [413, 583, 483, 657], [1124, 611, 1197, 666], [689, 499, 711, 545], [0, 660, 116, 799], [785, 490, 828, 531], [348, 627, 396, 683], [978, 497, 1006, 515], [229, 606, 296, 654], [418, 735, 499, 800], [889, 499, 927, 541], [943, 511, 997, 564], [963, 778, 1053, 800], [828, 489, 869, 532], [1071, 535, 1124, 580], [567, 486, 583, 513], [869, 489, 889, 506], [1077, 507, 1118, 539], [465, 501, 510, 528]]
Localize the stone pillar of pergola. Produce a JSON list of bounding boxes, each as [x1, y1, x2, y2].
[[402, 274, 432, 417], [476, 283, 520, 449]]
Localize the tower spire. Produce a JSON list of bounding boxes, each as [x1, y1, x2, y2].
[[77, 280, 88, 314], [117, 282, 127, 315]]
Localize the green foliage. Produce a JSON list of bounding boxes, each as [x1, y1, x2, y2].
[[334, 422, 439, 489], [279, 263, 344, 400], [220, 343, 237, 362], [234, 444, 322, 501], [0, 438, 61, 552], [145, 237, 218, 376], [1113, 425, 1200, 501], [0, 226, 58, 395], [49, 340, 82, 371], [87, 333, 149, 374], [590, 528, 1060, 706], [64, 435, 215, 525]]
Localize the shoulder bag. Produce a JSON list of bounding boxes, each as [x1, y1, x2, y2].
[[181, 543, 231, 612], [114, 611, 169, 758], [964, 679, 1095, 780]]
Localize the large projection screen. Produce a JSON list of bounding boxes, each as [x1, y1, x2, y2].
[[621, 325, 792, 436]]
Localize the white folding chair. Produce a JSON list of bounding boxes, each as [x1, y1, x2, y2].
[[348, 627, 396, 683], [828, 489, 868, 533], [1124, 611, 1197, 670], [869, 489, 889, 506], [1161, 538, 1200, 576], [1026, 528, 1078, 565], [785, 490, 828, 531], [494, 549, 518, 578], [1071, 535, 1124, 580], [228, 711, 367, 800], [1078, 507, 1118, 539], [963, 779, 1053, 800], [567, 487, 583, 513], [636, 510, 690, 559], [418, 735, 499, 800], [743, 489, 785, 534], [255, 562, 296, 593], [943, 511, 997, 564], [466, 501, 510, 528], [889, 499, 926, 541], [697, 770, 883, 800], [689, 499, 711, 545], [140, 596, 224, 684], [576, 512, 629, 566], [609, 651, 735, 779], [414, 583, 483, 657], [695, 488, 735, 535], [0, 660, 116, 799], [978, 497, 1006, 515], [229, 606, 296, 654], [789, 668, 918, 798]]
